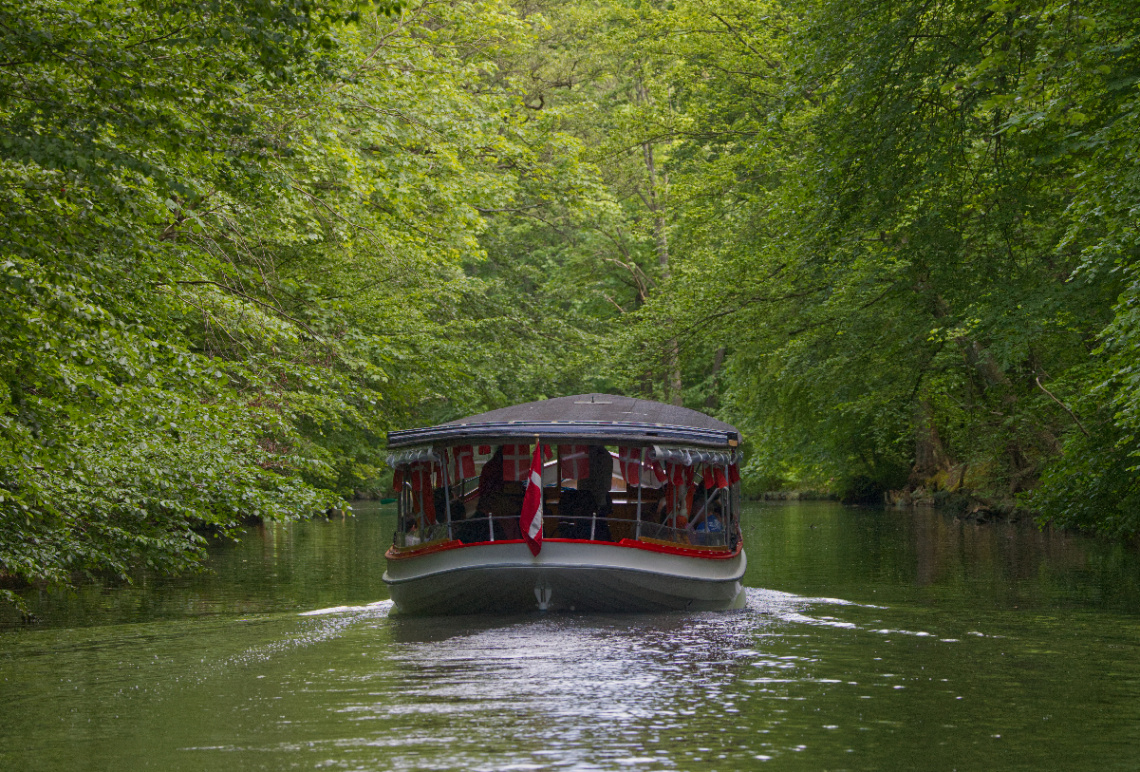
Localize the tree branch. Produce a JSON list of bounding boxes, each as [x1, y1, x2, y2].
[[157, 280, 334, 354], [1035, 377, 1090, 438]]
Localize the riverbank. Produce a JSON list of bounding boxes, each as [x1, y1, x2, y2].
[[885, 488, 1031, 524], [754, 481, 1040, 527], [754, 489, 837, 502]]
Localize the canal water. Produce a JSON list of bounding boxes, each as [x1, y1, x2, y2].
[[2, 502, 1138, 770]]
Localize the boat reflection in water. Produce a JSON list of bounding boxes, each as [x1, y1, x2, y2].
[[383, 394, 746, 614]]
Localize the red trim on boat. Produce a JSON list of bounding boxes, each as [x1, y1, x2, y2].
[[385, 535, 741, 561], [385, 539, 465, 560], [610, 538, 741, 560]]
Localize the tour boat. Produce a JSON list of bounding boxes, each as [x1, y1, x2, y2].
[[382, 394, 746, 614]]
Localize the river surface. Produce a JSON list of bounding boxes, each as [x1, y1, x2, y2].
[[2, 501, 1139, 771]]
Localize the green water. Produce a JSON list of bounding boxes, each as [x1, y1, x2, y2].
[[2, 502, 1138, 770]]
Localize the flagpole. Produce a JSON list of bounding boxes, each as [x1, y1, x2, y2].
[[487, 446, 495, 542], [441, 446, 453, 541], [724, 462, 730, 544], [725, 460, 733, 545]]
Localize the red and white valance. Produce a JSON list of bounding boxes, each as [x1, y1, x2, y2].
[[701, 464, 730, 490]]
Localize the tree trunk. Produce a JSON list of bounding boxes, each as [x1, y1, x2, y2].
[[912, 398, 950, 481], [641, 139, 682, 405], [706, 346, 725, 410]]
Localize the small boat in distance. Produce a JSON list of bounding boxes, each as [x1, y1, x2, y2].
[[382, 394, 746, 614]]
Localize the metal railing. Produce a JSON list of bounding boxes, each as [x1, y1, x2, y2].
[[637, 519, 729, 547], [394, 512, 729, 549]]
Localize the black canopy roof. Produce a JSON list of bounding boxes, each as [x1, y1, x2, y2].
[[386, 394, 741, 449]]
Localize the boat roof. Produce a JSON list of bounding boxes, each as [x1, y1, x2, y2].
[[386, 394, 741, 449]]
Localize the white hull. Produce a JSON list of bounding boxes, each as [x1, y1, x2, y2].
[[384, 540, 746, 615]]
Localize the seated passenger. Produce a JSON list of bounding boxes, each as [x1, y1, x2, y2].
[[655, 486, 689, 531], [399, 516, 419, 546], [476, 447, 505, 505], [690, 490, 724, 545]]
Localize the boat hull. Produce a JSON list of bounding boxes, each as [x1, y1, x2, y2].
[[383, 539, 746, 615]]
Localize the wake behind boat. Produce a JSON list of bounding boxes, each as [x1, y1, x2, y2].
[[382, 394, 746, 614]]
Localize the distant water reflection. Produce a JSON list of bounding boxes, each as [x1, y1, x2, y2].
[[1, 502, 1139, 770]]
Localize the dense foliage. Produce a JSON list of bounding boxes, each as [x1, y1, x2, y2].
[[3, 0, 1139, 605], [0, 0, 602, 603], [522, 0, 1140, 532]]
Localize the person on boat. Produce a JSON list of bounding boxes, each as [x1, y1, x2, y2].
[[656, 484, 690, 535], [690, 485, 724, 545], [583, 444, 613, 516], [556, 488, 595, 539], [399, 514, 420, 545], [473, 446, 522, 540], [554, 445, 614, 540], [476, 447, 505, 501]]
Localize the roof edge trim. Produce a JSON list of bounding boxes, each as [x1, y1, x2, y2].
[[387, 420, 740, 450]]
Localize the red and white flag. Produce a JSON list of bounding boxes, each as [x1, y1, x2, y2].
[[448, 445, 476, 481], [617, 446, 642, 486], [502, 443, 531, 481], [519, 444, 544, 556], [557, 444, 590, 479]]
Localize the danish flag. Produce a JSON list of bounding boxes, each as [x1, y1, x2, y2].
[[502, 443, 531, 481], [557, 444, 590, 479], [519, 444, 545, 556], [617, 446, 643, 486], [448, 445, 476, 481]]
